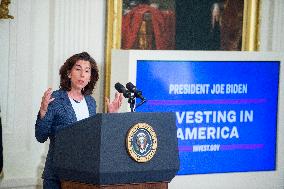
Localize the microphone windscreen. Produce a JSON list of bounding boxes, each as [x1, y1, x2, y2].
[[115, 82, 125, 93], [126, 82, 135, 92]]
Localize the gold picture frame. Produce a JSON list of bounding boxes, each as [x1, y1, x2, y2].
[[104, 0, 260, 110]]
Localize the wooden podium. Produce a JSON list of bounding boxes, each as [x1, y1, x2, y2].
[[54, 112, 179, 188]]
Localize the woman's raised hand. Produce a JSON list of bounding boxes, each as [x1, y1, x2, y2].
[[39, 88, 55, 119], [105, 92, 123, 113]]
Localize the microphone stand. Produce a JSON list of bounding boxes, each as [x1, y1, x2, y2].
[[127, 94, 146, 112], [128, 95, 136, 112], [119, 86, 146, 112], [136, 99, 146, 109]]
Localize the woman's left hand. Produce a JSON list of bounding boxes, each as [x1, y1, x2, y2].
[[105, 92, 123, 113]]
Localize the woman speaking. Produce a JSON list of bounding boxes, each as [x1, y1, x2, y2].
[[35, 52, 122, 188]]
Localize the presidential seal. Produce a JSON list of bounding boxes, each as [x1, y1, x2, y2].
[[126, 123, 157, 163]]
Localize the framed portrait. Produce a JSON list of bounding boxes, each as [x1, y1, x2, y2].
[[104, 0, 260, 101]]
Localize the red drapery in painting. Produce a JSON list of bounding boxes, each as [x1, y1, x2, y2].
[[122, 4, 175, 50]]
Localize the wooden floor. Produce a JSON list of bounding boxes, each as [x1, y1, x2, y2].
[[61, 181, 168, 189]]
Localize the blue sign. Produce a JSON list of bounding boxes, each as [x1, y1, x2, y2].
[[135, 61, 279, 175]]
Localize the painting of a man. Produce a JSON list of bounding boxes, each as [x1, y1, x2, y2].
[[175, 0, 244, 50], [121, 0, 244, 51]]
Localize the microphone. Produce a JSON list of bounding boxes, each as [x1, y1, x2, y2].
[[114, 82, 131, 98], [126, 82, 146, 101]]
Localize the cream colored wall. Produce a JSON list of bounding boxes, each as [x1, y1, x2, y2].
[[0, 0, 106, 188], [259, 0, 284, 51], [0, 1, 50, 188], [0, 0, 283, 188]]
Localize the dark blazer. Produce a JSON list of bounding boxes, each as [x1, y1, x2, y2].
[[35, 89, 96, 180]]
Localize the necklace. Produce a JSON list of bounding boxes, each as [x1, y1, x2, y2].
[[73, 99, 81, 103], [68, 91, 83, 102]]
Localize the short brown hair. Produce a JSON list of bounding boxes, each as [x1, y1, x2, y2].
[[59, 52, 99, 95]]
